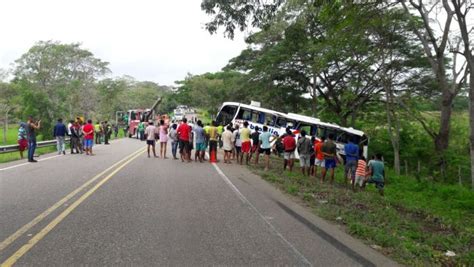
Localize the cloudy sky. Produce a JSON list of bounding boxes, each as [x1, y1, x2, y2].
[[0, 0, 248, 85]]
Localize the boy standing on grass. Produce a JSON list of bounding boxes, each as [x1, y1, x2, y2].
[[321, 133, 337, 184], [354, 156, 367, 192], [364, 153, 385, 196], [314, 136, 325, 179], [344, 138, 359, 184], [297, 130, 312, 176]]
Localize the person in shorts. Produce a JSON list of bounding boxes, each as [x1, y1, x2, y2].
[[193, 120, 206, 162], [258, 126, 273, 171], [233, 124, 242, 163], [282, 128, 296, 172], [159, 119, 169, 159], [354, 156, 367, 192], [321, 134, 337, 184], [297, 130, 312, 176], [82, 119, 95, 156], [344, 138, 359, 184], [177, 118, 191, 162], [207, 121, 220, 162], [364, 153, 385, 196], [314, 137, 325, 178], [250, 126, 260, 164], [145, 121, 157, 158], [309, 136, 316, 176], [240, 121, 251, 165], [168, 123, 179, 159], [222, 125, 234, 164], [17, 122, 28, 159]]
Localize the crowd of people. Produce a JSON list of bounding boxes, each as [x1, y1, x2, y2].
[[17, 117, 120, 162], [138, 118, 385, 196], [16, 115, 385, 195]]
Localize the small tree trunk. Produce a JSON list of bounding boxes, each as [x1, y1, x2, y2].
[[458, 165, 462, 186], [435, 89, 455, 181], [470, 76, 474, 190], [405, 160, 408, 176], [384, 72, 401, 175], [311, 73, 318, 117]]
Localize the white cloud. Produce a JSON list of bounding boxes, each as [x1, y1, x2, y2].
[[0, 0, 247, 85]]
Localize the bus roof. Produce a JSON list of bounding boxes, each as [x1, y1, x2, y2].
[[221, 102, 287, 117]]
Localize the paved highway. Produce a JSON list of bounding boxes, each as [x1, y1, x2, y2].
[[0, 138, 397, 266]]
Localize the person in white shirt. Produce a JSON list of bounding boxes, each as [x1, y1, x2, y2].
[[144, 121, 158, 158]]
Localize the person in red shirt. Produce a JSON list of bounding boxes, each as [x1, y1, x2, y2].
[[282, 128, 296, 172], [177, 118, 191, 162], [82, 119, 95, 156], [315, 136, 326, 181]]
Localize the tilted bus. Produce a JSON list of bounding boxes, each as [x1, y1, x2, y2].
[[215, 102, 368, 159]]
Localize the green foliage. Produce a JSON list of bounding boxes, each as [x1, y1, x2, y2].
[[174, 71, 252, 115], [12, 41, 110, 138], [249, 156, 474, 265]]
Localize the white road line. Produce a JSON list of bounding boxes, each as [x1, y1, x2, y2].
[[210, 162, 313, 266], [0, 155, 62, 172]]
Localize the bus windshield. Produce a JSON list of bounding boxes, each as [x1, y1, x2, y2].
[[216, 104, 238, 126]]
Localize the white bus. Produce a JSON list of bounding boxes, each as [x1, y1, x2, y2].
[[215, 102, 369, 158]]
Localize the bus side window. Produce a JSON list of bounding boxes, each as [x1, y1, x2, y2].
[[311, 125, 318, 136], [237, 108, 252, 121], [299, 124, 311, 135], [252, 111, 259, 123], [257, 112, 265, 124], [267, 114, 276, 126], [276, 117, 287, 128]]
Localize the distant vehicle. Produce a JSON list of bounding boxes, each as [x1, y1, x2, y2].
[[215, 102, 368, 158], [127, 97, 162, 138], [173, 105, 196, 121]]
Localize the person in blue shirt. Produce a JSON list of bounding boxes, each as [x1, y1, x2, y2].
[[344, 138, 359, 184], [53, 118, 67, 155]]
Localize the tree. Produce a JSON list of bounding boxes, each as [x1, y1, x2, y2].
[[226, 2, 419, 127], [449, 0, 474, 189], [175, 71, 251, 115], [13, 41, 109, 136], [201, 0, 283, 39], [399, 0, 468, 171]]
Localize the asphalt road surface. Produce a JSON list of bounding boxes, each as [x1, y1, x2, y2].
[[0, 138, 398, 266]]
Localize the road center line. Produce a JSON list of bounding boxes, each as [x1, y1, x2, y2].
[[0, 147, 145, 252], [1, 148, 145, 267], [210, 162, 313, 266]]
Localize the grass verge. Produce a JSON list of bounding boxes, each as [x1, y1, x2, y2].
[[247, 156, 474, 266]]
